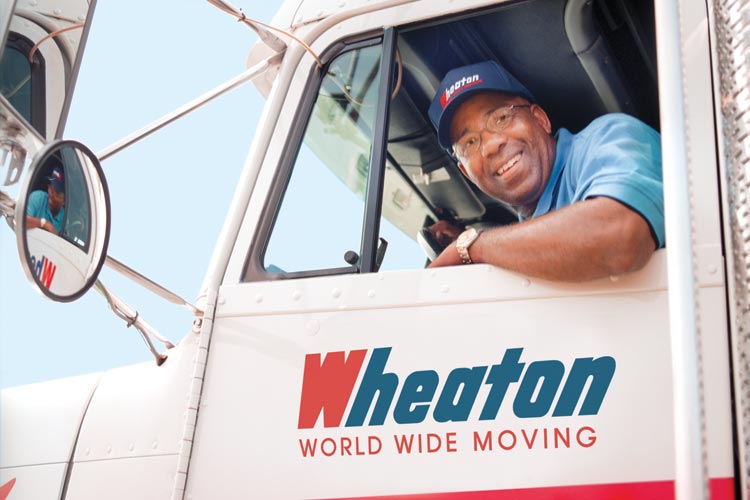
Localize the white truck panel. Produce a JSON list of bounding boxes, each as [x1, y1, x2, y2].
[[0, 373, 99, 467], [71, 332, 199, 463], [679, 1, 723, 248], [64, 455, 176, 500], [0, 464, 67, 500], [186, 247, 734, 498]]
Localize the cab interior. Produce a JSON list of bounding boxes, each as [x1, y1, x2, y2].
[[249, 0, 660, 278], [389, 0, 658, 239]]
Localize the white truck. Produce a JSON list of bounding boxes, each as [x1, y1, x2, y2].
[[0, 0, 747, 498]]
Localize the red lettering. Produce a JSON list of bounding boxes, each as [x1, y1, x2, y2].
[[554, 427, 571, 448], [427, 433, 442, 453], [446, 432, 457, 452], [354, 436, 365, 456], [521, 428, 538, 449], [394, 433, 415, 454], [498, 430, 516, 450], [473, 431, 492, 451], [341, 436, 352, 456], [299, 438, 317, 457], [300, 436, 381, 457], [297, 350, 367, 428], [577, 426, 597, 448], [41, 257, 56, 289], [368, 435, 382, 454], [395, 433, 455, 453], [0, 478, 16, 500], [321, 438, 336, 456]]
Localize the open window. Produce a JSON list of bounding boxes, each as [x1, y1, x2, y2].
[[243, 0, 658, 282], [0, 32, 46, 134]]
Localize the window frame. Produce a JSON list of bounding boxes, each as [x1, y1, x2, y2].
[[58, 148, 93, 253], [242, 32, 398, 282]]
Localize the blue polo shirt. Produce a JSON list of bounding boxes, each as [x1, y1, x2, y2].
[[26, 190, 65, 233], [530, 113, 664, 247]]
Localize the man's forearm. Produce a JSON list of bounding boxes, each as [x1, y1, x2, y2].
[[430, 197, 656, 281], [25, 215, 57, 234]]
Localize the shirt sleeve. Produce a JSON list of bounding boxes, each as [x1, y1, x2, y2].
[[573, 114, 664, 248], [26, 190, 46, 218]]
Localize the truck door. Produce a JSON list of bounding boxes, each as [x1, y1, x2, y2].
[[186, 1, 735, 498]]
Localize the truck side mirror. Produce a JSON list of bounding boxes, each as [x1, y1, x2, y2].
[[14, 140, 110, 302]]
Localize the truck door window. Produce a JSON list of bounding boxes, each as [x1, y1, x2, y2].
[[262, 44, 382, 276], [0, 33, 45, 134], [253, 39, 431, 280], [59, 147, 92, 251]]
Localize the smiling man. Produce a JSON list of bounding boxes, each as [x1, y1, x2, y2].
[[426, 61, 664, 281], [26, 165, 66, 235]]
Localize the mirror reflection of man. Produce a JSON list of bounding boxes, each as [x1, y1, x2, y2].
[[427, 61, 663, 281], [26, 166, 65, 235]]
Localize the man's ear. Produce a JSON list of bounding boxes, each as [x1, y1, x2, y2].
[[457, 160, 469, 179], [530, 104, 552, 134]]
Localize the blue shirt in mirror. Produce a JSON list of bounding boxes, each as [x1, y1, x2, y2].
[[26, 190, 65, 233]]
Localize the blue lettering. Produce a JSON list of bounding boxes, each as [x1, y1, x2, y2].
[[552, 356, 616, 416], [33, 255, 43, 279], [313, 347, 616, 429], [479, 348, 525, 420], [514, 360, 565, 418], [346, 348, 398, 426], [434, 367, 487, 422], [393, 370, 438, 424]]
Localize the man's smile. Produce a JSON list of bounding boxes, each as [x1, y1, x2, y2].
[[495, 152, 522, 177]]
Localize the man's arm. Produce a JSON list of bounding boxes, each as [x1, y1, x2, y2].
[[429, 197, 656, 281], [25, 215, 59, 235]]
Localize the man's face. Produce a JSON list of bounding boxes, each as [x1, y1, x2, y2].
[[47, 185, 65, 214], [449, 91, 556, 217]]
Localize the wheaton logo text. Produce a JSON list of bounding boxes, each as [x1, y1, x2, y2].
[[440, 74, 482, 108], [30, 254, 57, 289], [298, 347, 616, 429]]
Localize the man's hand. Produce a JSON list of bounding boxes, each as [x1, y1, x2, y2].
[[428, 241, 463, 268], [42, 221, 59, 235], [428, 220, 463, 248]]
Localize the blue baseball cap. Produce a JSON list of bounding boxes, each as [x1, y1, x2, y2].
[[429, 61, 535, 150], [47, 166, 64, 193]]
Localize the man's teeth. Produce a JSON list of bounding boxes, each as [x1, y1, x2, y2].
[[497, 154, 521, 175]]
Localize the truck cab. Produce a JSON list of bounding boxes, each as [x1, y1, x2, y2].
[[0, 0, 745, 498]]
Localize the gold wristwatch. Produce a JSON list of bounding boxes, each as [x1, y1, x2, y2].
[[456, 227, 482, 264]]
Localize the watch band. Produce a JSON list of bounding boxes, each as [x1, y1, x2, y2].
[[40, 217, 46, 229]]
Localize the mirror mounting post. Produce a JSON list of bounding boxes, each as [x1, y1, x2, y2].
[[0, 189, 15, 234], [94, 280, 173, 366]]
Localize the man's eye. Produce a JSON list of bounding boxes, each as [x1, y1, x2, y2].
[[494, 113, 511, 126], [462, 137, 477, 150]]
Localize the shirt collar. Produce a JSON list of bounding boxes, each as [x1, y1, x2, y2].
[[521, 127, 572, 220]]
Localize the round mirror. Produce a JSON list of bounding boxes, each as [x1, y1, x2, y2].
[[14, 139, 111, 302]]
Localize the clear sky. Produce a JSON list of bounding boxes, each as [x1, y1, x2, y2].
[[0, 0, 284, 388]]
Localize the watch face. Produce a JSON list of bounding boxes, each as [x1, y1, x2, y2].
[[458, 228, 478, 247]]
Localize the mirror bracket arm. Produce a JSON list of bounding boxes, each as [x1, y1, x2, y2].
[[105, 255, 202, 315], [94, 280, 173, 366]]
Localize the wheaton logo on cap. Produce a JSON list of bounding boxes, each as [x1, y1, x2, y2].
[[440, 74, 482, 108]]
